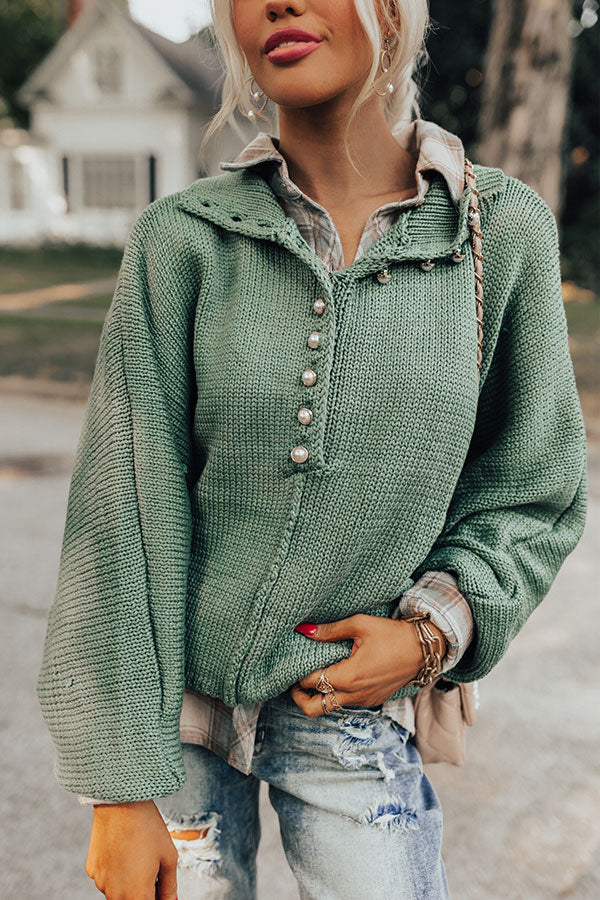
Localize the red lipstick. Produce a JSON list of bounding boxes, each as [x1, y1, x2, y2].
[[264, 27, 323, 64]]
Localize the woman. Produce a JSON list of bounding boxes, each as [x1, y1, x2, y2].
[[37, 1, 587, 898]]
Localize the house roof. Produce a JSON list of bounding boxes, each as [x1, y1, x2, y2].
[[132, 21, 224, 102], [17, 0, 225, 107]]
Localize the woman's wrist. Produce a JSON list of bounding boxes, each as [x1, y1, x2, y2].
[[426, 619, 448, 661], [404, 612, 447, 686]]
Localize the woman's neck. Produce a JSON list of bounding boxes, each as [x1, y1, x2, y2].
[[276, 97, 418, 208]]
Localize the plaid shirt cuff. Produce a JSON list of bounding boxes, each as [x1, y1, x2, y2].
[[391, 570, 474, 673]]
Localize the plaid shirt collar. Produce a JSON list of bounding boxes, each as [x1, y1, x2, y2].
[[219, 117, 465, 209]]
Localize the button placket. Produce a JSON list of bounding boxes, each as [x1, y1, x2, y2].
[[290, 296, 328, 465]]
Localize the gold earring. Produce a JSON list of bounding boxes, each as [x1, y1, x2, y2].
[[374, 35, 394, 97], [238, 74, 269, 118]]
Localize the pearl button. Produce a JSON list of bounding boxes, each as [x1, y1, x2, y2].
[[307, 331, 320, 349], [376, 269, 392, 283], [290, 445, 309, 463], [420, 259, 435, 271], [302, 368, 317, 386], [451, 249, 466, 263], [313, 298, 325, 315], [297, 407, 313, 425]]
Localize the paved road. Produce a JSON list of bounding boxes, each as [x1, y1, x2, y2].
[[1, 393, 598, 900]]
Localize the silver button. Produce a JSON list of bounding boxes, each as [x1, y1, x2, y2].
[[376, 269, 392, 283], [307, 331, 320, 349], [290, 445, 309, 463], [301, 368, 317, 386], [420, 259, 435, 271], [297, 407, 313, 425], [313, 298, 326, 315]]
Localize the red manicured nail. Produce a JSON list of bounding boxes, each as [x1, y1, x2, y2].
[[295, 623, 318, 635]]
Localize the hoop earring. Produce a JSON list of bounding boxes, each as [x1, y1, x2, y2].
[[374, 35, 394, 97], [238, 74, 269, 118]]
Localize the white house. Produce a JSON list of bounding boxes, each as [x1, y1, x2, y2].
[[1, 0, 261, 245]]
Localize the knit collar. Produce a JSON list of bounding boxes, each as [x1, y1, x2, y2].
[[176, 122, 505, 288], [217, 118, 465, 210]]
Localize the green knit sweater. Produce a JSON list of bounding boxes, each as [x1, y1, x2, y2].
[[37, 163, 587, 802]]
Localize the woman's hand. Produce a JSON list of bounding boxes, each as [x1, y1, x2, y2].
[[85, 799, 179, 900], [290, 614, 447, 717]]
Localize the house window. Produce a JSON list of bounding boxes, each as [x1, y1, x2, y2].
[[81, 155, 137, 209], [94, 45, 122, 95], [9, 157, 27, 210]]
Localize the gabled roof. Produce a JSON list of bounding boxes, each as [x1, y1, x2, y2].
[[17, 0, 224, 107], [133, 21, 224, 102]]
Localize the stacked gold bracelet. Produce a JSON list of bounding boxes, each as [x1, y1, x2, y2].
[[403, 612, 444, 688]]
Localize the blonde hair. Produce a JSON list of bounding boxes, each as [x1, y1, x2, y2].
[[199, 0, 431, 174]]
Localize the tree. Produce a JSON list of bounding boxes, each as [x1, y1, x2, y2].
[[476, 0, 574, 217], [420, 0, 493, 160], [0, 0, 129, 129], [425, 0, 598, 292]]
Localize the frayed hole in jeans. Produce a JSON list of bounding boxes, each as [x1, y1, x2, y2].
[[159, 809, 222, 876]]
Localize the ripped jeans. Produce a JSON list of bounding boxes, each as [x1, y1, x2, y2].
[[154, 687, 449, 900]]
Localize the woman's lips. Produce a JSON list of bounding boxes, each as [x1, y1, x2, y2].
[[266, 41, 323, 64]]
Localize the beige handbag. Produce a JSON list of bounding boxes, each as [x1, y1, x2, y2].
[[413, 676, 479, 766], [412, 156, 483, 767]]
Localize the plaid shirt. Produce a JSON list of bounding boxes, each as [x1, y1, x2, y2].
[[79, 118, 474, 805]]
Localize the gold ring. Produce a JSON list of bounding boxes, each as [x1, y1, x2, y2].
[[329, 691, 342, 710], [315, 667, 335, 693], [321, 693, 329, 713]]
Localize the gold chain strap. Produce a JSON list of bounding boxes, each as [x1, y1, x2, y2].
[[464, 157, 483, 380], [400, 162, 483, 690]]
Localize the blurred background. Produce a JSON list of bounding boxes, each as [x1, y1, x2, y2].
[[0, 1, 598, 898]]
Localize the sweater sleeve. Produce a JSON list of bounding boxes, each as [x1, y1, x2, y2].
[[36, 200, 199, 802], [409, 180, 587, 683]]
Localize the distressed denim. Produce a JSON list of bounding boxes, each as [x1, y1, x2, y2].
[[154, 687, 449, 900]]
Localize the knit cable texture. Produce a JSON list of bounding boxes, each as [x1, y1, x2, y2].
[[37, 165, 587, 801]]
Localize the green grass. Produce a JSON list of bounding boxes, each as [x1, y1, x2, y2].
[[564, 300, 600, 420], [0, 292, 112, 382], [57, 293, 115, 311], [0, 244, 122, 294], [0, 313, 102, 382], [565, 297, 600, 336]]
